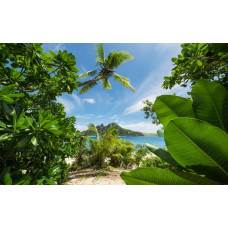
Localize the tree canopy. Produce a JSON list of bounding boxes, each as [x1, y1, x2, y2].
[[162, 43, 228, 90]]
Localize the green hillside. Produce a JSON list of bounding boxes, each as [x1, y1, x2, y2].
[[83, 123, 145, 136]]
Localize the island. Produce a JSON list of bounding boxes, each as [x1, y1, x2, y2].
[[82, 123, 157, 136]]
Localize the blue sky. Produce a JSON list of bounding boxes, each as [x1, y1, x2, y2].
[[43, 43, 189, 133]]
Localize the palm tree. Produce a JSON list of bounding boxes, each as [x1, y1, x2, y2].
[[82, 124, 119, 169], [78, 44, 135, 94]]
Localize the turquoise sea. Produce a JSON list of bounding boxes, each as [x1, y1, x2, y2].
[[89, 136, 166, 148]]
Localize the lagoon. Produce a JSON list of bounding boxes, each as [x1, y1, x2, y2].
[[89, 136, 166, 148]]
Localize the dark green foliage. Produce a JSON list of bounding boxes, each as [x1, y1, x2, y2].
[[141, 100, 160, 125], [121, 80, 228, 185], [0, 43, 80, 185], [162, 43, 228, 90]]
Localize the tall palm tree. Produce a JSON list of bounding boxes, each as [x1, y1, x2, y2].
[[78, 43, 135, 94]]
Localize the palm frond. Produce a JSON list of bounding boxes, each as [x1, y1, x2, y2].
[[113, 73, 136, 92], [78, 70, 97, 79], [88, 123, 100, 141], [79, 81, 97, 94], [95, 43, 105, 64], [100, 78, 112, 90], [106, 51, 134, 69]]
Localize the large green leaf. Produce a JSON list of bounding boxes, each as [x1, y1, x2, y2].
[[0, 84, 17, 95], [95, 43, 105, 64], [145, 143, 182, 168], [154, 95, 194, 128], [79, 81, 97, 94], [7, 93, 25, 98], [100, 78, 112, 90], [113, 73, 135, 92], [120, 167, 219, 185], [191, 79, 228, 132], [0, 95, 14, 104], [79, 70, 97, 79], [18, 135, 32, 148], [2, 173, 12, 185], [16, 112, 25, 128], [165, 118, 228, 184]]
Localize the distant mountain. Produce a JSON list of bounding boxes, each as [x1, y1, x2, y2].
[[83, 123, 145, 136]]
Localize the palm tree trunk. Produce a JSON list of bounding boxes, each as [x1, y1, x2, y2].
[[78, 75, 106, 87]]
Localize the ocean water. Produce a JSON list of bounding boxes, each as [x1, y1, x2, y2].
[[89, 136, 166, 148]]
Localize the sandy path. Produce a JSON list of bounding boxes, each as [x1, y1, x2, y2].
[[65, 168, 128, 185]]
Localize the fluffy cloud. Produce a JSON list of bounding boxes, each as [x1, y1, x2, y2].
[[119, 121, 162, 133], [75, 124, 88, 131], [56, 97, 74, 113], [83, 98, 96, 104]]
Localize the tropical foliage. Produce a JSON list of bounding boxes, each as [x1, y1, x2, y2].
[[141, 99, 160, 125], [72, 124, 156, 170], [78, 43, 135, 94], [121, 80, 228, 185], [0, 43, 81, 185], [80, 124, 137, 169], [162, 43, 228, 90]]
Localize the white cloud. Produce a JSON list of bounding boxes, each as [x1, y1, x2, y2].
[[83, 98, 96, 104], [76, 114, 94, 119], [110, 115, 118, 119], [97, 115, 104, 118], [56, 96, 74, 113], [123, 53, 190, 116], [71, 94, 82, 106], [119, 121, 162, 134], [75, 124, 88, 132]]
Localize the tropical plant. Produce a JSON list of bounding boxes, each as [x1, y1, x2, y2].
[[121, 79, 228, 185], [110, 140, 136, 168], [134, 145, 150, 166], [78, 43, 135, 94], [80, 124, 137, 169], [162, 43, 228, 90], [141, 157, 171, 169], [0, 43, 80, 185], [141, 100, 160, 125]]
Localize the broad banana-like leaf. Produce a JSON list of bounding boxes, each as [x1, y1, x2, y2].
[[191, 79, 228, 132], [145, 143, 182, 168], [120, 167, 219, 185], [154, 95, 194, 128], [165, 117, 228, 184]]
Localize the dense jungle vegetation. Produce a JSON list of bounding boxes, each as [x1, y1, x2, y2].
[[0, 43, 227, 185]]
